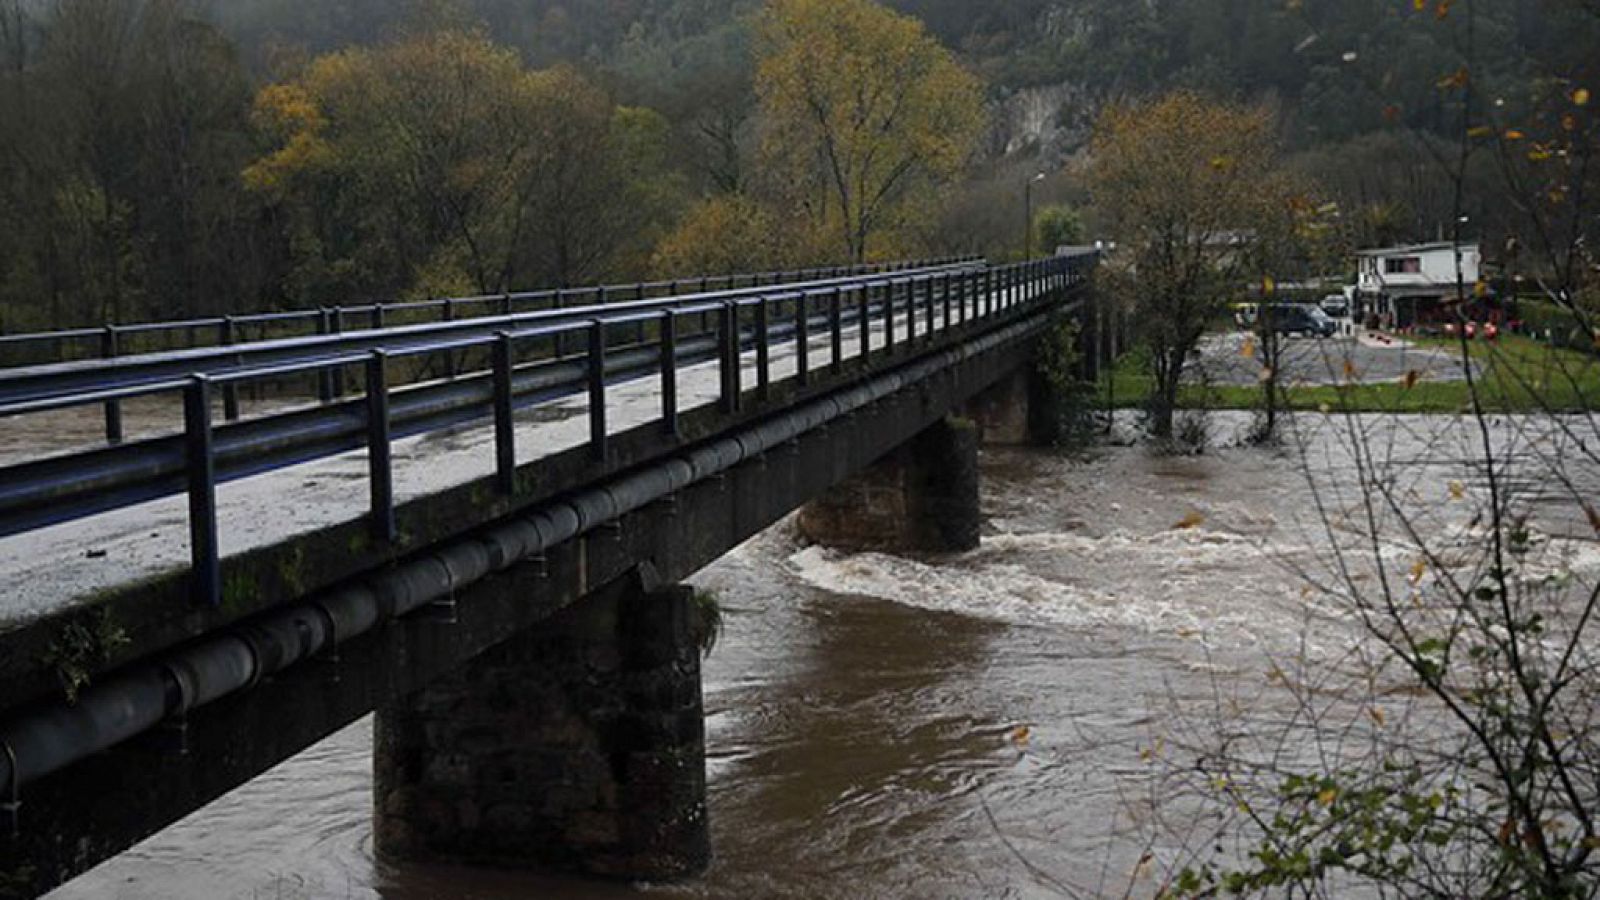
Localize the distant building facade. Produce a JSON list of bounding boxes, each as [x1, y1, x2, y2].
[[1354, 241, 1486, 328]]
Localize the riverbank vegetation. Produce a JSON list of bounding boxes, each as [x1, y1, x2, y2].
[[0, 0, 982, 334], [1098, 334, 1600, 416]]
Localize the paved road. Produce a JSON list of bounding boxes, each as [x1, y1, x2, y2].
[[1192, 331, 1478, 387]]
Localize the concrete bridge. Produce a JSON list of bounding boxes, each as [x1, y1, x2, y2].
[[0, 253, 1096, 897]]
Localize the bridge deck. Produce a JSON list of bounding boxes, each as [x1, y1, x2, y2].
[[0, 254, 1090, 898], [0, 297, 999, 630]]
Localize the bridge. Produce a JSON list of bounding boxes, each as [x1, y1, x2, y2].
[[0, 252, 1097, 897]]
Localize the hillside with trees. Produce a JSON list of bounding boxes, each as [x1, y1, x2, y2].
[[0, 0, 1595, 332]]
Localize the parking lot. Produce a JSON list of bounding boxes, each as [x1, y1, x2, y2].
[[1191, 330, 1479, 387]]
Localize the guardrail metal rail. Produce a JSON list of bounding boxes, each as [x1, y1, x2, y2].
[[0, 254, 1094, 609]]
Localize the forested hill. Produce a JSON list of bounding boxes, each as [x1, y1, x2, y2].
[[213, 0, 1594, 153], [2, 0, 1593, 335]]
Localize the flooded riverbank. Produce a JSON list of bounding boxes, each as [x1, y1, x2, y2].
[[48, 412, 1600, 899]]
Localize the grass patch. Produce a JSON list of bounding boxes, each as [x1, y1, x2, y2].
[[1100, 334, 1600, 414]]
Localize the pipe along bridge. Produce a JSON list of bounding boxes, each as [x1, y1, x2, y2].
[[0, 252, 1097, 896]]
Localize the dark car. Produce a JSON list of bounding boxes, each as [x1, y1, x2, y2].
[[1263, 303, 1337, 338]]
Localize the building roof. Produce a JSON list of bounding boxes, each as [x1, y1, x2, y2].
[[1355, 240, 1475, 257]]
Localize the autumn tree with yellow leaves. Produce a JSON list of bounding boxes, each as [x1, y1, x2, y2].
[[753, 0, 983, 264], [247, 30, 676, 305]]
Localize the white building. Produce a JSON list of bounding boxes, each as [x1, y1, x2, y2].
[[1354, 241, 1485, 328]]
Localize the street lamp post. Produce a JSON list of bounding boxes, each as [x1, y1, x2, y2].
[[1024, 172, 1045, 260]]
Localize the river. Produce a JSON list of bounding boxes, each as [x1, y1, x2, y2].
[[46, 412, 1600, 899]]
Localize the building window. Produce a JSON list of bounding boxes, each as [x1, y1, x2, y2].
[[1385, 257, 1421, 274]]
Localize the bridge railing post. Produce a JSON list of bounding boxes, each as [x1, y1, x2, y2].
[[492, 333, 516, 496], [220, 317, 241, 423], [366, 350, 396, 540], [903, 279, 915, 344], [101, 325, 123, 445], [829, 287, 844, 374], [330, 307, 346, 398], [719, 301, 740, 413], [630, 285, 647, 344], [316, 309, 335, 403], [941, 273, 952, 333], [795, 292, 810, 388], [552, 290, 568, 358], [441, 299, 457, 380], [588, 320, 607, 461], [183, 375, 220, 607], [857, 285, 871, 362], [755, 295, 771, 402], [923, 277, 935, 341], [884, 282, 896, 354], [659, 310, 678, 436]]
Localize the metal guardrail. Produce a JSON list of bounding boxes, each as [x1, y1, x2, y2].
[[0, 260, 979, 442], [0, 254, 1095, 607], [0, 257, 974, 370]]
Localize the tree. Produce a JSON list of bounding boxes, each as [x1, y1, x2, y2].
[[0, 0, 259, 332], [514, 69, 681, 288], [652, 193, 799, 276], [246, 31, 674, 304], [247, 30, 551, 301], [754, 0, 983, 263], [1089, 90, 1279, 440], [1242, 181, 1344, 444], [1033, 203, 1084, 254]]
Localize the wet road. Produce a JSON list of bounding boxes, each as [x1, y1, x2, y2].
[[1193, 331, 1475, 387]]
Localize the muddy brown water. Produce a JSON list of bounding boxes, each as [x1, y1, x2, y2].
[[43, 413, 1600, 899]]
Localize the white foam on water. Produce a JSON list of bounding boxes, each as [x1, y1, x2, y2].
[[785, 522, 1346, 654]]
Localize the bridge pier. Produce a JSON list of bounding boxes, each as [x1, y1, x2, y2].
[[964, 366, 1055, 447], [798, 415, 980, 553], [373, 566, 709, 881]]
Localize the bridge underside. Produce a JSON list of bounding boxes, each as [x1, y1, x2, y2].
[[0, 296, 1069, 896]]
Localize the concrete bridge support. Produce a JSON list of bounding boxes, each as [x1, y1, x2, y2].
[[373, 567, 709, 880], [964, 366, 1057, 447], [798, 416, 981, 553]]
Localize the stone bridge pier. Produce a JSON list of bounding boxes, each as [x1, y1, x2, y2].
[[799, 364, 1049, 554], [373, 565, 710, 880]]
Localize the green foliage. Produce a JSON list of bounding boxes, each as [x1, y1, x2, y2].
[[1032, 204, 1083, 254], [1168, 768, 1463, 897], [1100, 334, 1600, 415], [756, 0, 984, 263], [0, 0, 261, 331], [1091, 90, 1281, 439], [40, 607, 130, 705], [653, 194, 801, 276], [1033, 317, 1097, 449], [1516, 299, 1599, 357], [245, 32, 681, 306]]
